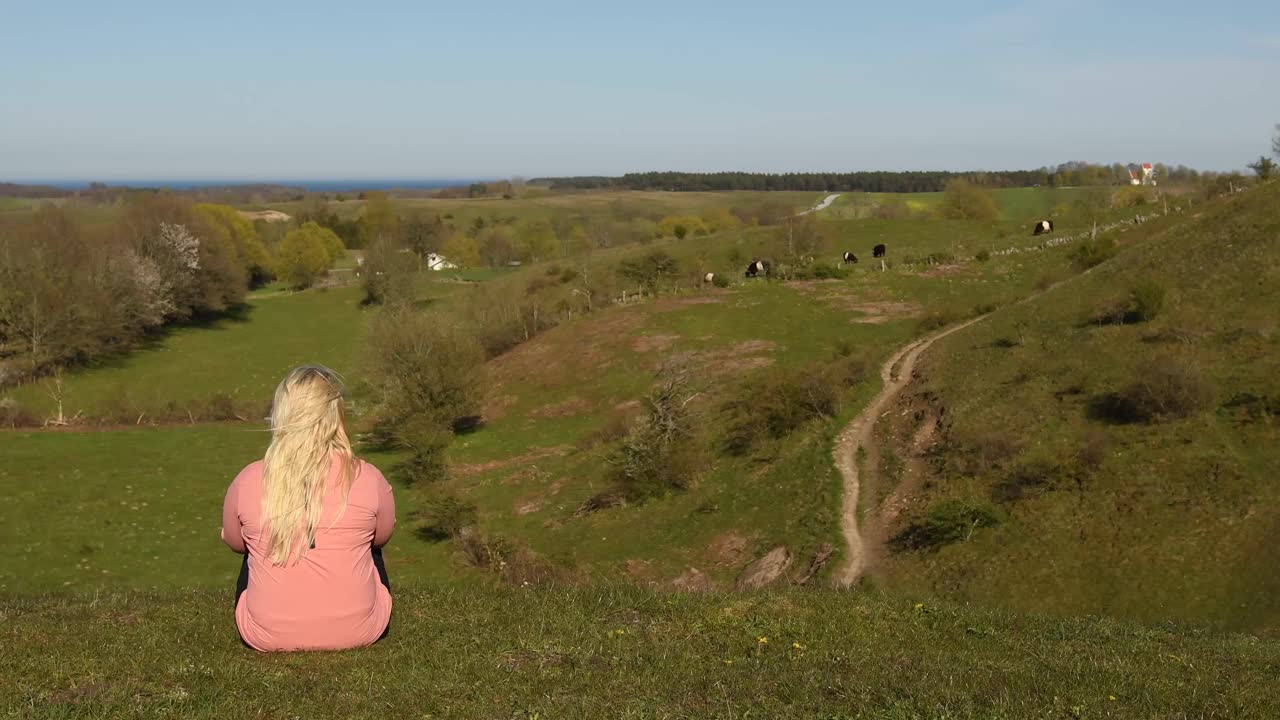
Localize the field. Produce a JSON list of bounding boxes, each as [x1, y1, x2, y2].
[[4, 183, 1277, 716], [6, 587, 1279, 718], [0, 188, 1098, 591], [873, 183, 1280, 633]]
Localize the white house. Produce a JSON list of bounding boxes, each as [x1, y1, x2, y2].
[[425, 253, 457, 271]]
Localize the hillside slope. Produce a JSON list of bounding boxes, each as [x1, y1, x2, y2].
[[5, 587, 1279, 718], [879, 183, 1280, 632]]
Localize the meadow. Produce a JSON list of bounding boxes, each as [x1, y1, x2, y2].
[[877, 183, 1280, 633], [6, 587, 1279, 718], [3, 185, 1136, 592]]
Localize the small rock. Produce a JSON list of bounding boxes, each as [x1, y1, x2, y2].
[[736, 546, 792, 590]]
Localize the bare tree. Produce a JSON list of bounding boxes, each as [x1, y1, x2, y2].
[[1272, 123, 1280, 158]]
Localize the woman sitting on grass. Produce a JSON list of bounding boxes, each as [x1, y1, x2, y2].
[[221, 365, 395, 651]]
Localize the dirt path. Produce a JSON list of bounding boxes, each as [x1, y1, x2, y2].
[[798, 193, 841, 216], [831, 317, 984, 587]]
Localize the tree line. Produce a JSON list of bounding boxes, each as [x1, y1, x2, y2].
[[0, 196, 348, 386], [532, 162, 1217, 193]]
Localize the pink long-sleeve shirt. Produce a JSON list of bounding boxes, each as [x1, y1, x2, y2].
[[222, 455, 395, 652]]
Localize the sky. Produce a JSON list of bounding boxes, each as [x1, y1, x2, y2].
[[2, 0, 1278, 181]]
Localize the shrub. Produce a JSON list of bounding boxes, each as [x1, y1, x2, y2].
[[917, 310, 962, 333], [363, 305, 485, 481], [721, 364, 841, 455], [941, 429, 1022, 475], [1068, 236, 1117, 270], [807, 263, 847, 280], [893, 498, 1003, 550], [0, 398, 37, 428], [975, 249, 991, 262], [618, 250, 680, 293], [711, 274, 730, 289], [609, 367, 703, 501], [559, 267, 579, 284], [1092, 356, 1218, 423], [973, 302, 998, 316], [1129, 280, 1166, 322], [992, 457, 1066, 503], [417, 495, 477, 542]]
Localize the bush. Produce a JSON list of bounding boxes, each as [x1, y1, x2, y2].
[[917, 310, 962, 333], [722, 364, 841, 455], [939, 179, 1000, 221], [893, 498, 1003, 550], [975, 249, 991, 262], [1092, 356, 1218, 423], [0, 398, 37, 428], [991, 457, 1066, 503], [941, 429, 1023, 475], [618, 250, 680, 293], [1068, 236, 1117, 270], [609, 367, 703, 501], [1129, 280, 1166, 322], [417, 495, 478, 542], [711, 274, 730, 289], [363, 306, 485, 481]]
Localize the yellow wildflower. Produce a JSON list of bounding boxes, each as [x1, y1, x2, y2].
[[723, 659, 733, 665], [757, 636, 769, 645], [914, 603, 924, 610], [1109, 696, 1117, 702], [792, 642, 805, 650]]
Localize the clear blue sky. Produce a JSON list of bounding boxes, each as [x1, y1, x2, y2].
[[3, 0, 1277, 180]]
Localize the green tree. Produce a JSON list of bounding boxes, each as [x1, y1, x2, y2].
[[1247, 156, 1275, 181], [275, 223, 333, 288], [361, 235, 418, 306], [1272, 123, 1280, 158], [618, 250, 679, 293], [517, 220, 559, 263], [361, 192, 399, 245], [442, 233, 482, 268], [939, 179, 1000, 221], [362, 306, 485, 483], [194, 203, 273, 286]]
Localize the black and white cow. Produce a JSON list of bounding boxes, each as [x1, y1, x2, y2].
[[744, 260, 771, 278], [872, 243, 887, 258], [842, 251, 858, 265], [1032, 219, 1054, 236]]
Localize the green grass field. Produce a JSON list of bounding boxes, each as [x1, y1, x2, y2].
[[2, 189, 1124, 593], [6, 587, 1279, 718], [877, 182, 1280, 634], [3, 184, 1274, 716]]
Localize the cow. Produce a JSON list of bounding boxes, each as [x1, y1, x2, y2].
[[872, 243, 886, 258], [842, 251, 858, 265], [704, 272, 716, 284], [744, 260, 771, 278], [1032, 219, 1054, 236]]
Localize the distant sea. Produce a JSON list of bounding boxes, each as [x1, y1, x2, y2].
[[22, 179, 490, 192]]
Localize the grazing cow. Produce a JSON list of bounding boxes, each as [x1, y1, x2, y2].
[[744, 260, 771, 278], [842, 251, 858, 265], [872, 243, 886, 258], [704, 272, 716, 284], [1032, 219, 1054, 236]]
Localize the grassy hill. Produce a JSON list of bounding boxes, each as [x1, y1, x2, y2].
[[1, 196, 1101, 592], [5, 587, 1279, 718], [877, 182, 1280, 633]]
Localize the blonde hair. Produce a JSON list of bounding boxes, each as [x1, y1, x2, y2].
[[260, 365, 359, 566]]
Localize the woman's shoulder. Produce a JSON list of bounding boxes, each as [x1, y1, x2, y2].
[[354, 459, 389, 486], [232, 460, 266, 487]]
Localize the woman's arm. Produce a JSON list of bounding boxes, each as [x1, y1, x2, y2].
[[373, 471, 396, 548], [221, 475, 246, 553]]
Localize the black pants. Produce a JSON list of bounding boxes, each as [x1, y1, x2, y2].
[[234, 546, 391, 640]]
